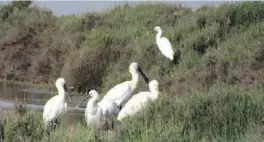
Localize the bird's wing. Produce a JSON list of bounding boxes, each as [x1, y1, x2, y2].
[[118, 92, 151, 118], [98, 100, 119, 117], [85, 106, 103, 126], [43, 95, 65, 119], [43, 96, 60, 121], [112, 102, 120, 116], [158, 37, 174, 60], [101, 81, 131, 106]]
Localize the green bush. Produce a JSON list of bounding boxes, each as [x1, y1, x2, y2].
[[3, 104, 45, 142]]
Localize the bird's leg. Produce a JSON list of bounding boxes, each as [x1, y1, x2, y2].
[[112, 119, 114, 129], [0, 122, 4, 141], [161, 55, 165, 66], [119, 105, 122, 111], [51, 119, 59, 130], [45, 121, 52, 135], [51, 123, 56, 130], [159, 56, 168, 76], [45, 128, 51, 136], [111, 117, 116, 130], [105, 119, 108, 130], [94, 128, 101, 142], [169, 60, 174, 70], [54, 119, 59, 125]]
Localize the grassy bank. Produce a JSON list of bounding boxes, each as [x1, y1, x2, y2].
[[0, 1, 264, 142], [1, 83, 264, 142]]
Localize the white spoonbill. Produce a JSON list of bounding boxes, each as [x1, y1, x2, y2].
[[117, 80, 160, 121], [75, 90, 119, 123], [153, 26, 181, 65], [100, 62, 149, 109], [43, 78, 71, 133], [83, 90, 104, 128]]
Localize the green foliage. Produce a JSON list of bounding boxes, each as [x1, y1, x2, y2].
[[0, 4, 13, 22], [11, 1, 32, 10], [0, 1, 32, 22], [117, 85, 264, 141], [3, 105, 45, 142], [227, 2, 264, 27]]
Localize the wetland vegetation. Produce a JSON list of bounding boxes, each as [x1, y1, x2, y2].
[[0, 1, 264, 142]]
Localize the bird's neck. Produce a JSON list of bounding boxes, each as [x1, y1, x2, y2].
[[57, 85, 65, 98], [150, 89, 159, 101], [130, 73, 139, 90], [87, 95, 99, 114], [156, 30, 162, 43]]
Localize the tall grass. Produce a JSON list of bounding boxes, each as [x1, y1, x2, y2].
[[1, 83, 263, 142], [114, 83, 264, 142]]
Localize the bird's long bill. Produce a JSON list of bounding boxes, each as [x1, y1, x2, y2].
[[138, 67, 149, 84], [64, 84, 72, 102], [74, 93, 90, 108], [67, 92, 72, 102]]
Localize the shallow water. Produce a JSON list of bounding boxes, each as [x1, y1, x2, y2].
[[0, 81, 86, 125]]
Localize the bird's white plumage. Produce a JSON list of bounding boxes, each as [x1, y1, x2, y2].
[[101, 81, 132, 106], [158, 37, 174, 60], [85, 90, 120, 128], [117, 80, 160, 121], [154, 26, 174, 60], [43, 95, 67, 122], [98, 99, 119, 118], [85, 90, 103, 128], [100, 62, 144, 107], [43, 78, 68, 129]]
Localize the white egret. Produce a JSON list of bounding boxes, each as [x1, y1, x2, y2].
[[117, 80, 160, 121], [153, 26, 181, 65], [100, 62, 149, 109], [42, 77, 71, 133]]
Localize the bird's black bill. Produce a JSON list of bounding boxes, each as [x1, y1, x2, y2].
[[138, 67, 149, 84], [63, 84, 68, 92], [74, 92, 90, 108]]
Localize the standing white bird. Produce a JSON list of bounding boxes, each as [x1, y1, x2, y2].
[[75, 90, 119, 123], [153, 26, 181, 65], [75, 89, 119, 129], [43, 78, 71, 133], [100, 62, 149, 109], [98, 99, 119, 120], [84, 90, 104, 128], [82, 90, 119, 140], [117, 80, 160, 121]]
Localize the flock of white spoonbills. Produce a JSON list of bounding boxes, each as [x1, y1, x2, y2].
[[42, 26, 181, 133]]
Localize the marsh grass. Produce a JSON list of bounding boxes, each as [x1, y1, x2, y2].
[[115, 84, 264, 142], [1, 83, 264, 142], [2, 104, 45, 142]]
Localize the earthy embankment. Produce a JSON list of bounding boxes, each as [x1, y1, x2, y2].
[[0, 1, 263, 93], [0, 1, 264, 141]]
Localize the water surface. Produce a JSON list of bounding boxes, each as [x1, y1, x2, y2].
[[0, 81, 86, 125]]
